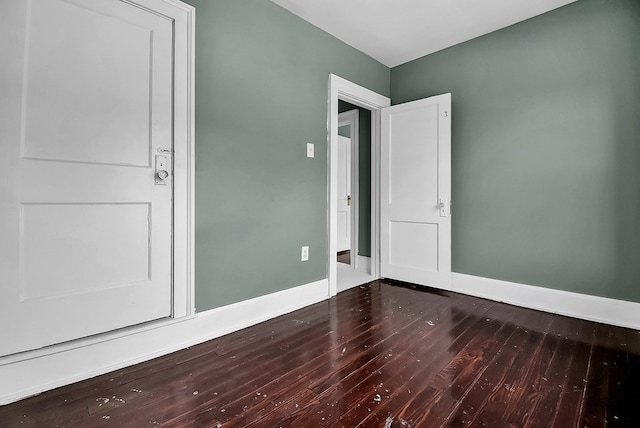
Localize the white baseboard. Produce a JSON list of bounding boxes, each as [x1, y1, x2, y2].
[[0, 279, 329, 405], [452, 273, 640, 331]]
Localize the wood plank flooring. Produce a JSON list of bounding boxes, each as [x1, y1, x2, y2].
[[2, 279, 639, 427], [337, 250, 351, 265]]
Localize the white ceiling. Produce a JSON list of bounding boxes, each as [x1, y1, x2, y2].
[[271, 0, 577, 67]]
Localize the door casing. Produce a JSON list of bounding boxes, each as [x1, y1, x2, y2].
[[327, 74, 390, 297]]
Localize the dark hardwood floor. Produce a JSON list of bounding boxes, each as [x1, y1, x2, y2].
[[338, 250, 351, 265], [2, 279, 639, 427]]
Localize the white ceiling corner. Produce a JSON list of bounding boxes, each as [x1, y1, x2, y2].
[[270, 0, 578, 67]]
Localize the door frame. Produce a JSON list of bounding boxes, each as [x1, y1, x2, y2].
[[338, 109, 359, 269], [160, 0, 196, 320], [327, 74, 390, 297], [0, 0, 195, 364]]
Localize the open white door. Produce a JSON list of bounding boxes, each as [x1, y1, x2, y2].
[[336, 135, 352, 253], [0, 0, 177, 356], [380, 94, 452, 289]]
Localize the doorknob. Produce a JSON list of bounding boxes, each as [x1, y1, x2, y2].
[[155, 155, 169, 185], [347, 195, 351, 206]]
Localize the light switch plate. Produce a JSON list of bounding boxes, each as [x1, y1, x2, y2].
[[306, 142, 314, 158]]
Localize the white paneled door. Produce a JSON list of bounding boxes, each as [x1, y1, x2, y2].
[[380, 94, 452, 289], [337, 135, 352, 253], [0, 0, 174, 356]]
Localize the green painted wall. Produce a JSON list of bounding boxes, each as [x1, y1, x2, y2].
[[391, 0, 640, 302], [185, 0, 390, 310], [338, 100, 372, 257]]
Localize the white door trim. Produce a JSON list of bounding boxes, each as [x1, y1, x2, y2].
[[327, 74, 390, 297], [162, 0, 196, 319], [0, 0, 195, 361], [338, 109, 359, 270]]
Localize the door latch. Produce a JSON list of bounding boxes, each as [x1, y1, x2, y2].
[[438, 198, 447, 217], [347, 195, 351, 206]]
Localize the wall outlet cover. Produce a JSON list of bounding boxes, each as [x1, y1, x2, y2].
[[306, 143, 314, 158], [301, 246, 309, 261]]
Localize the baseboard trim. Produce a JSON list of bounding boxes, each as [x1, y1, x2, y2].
[[452, 273, 640, 330], [0, 279, 329, 405]]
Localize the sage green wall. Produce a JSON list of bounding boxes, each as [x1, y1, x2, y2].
[[391, 0, 640, 302], [184, 0, 389, 310], [338, 100, 372, 257]]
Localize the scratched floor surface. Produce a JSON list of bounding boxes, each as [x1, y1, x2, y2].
[[2, 279, 639, 427]]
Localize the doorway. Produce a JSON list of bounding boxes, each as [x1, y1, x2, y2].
[[327, 75, 391, 296], [328, 75, 452, 296]]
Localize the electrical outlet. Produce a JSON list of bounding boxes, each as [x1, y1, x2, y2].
[[301, 246, 309, 261], [306, 142, 314, 158]]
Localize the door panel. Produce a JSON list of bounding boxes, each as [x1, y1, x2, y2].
[[389, 221, 439, 271], [22, 0, 155, 167], [389, 106, 439, 209], [21, 203, 151, 299], [0, 0, 174, 356], [380, 94, 451, 289]]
